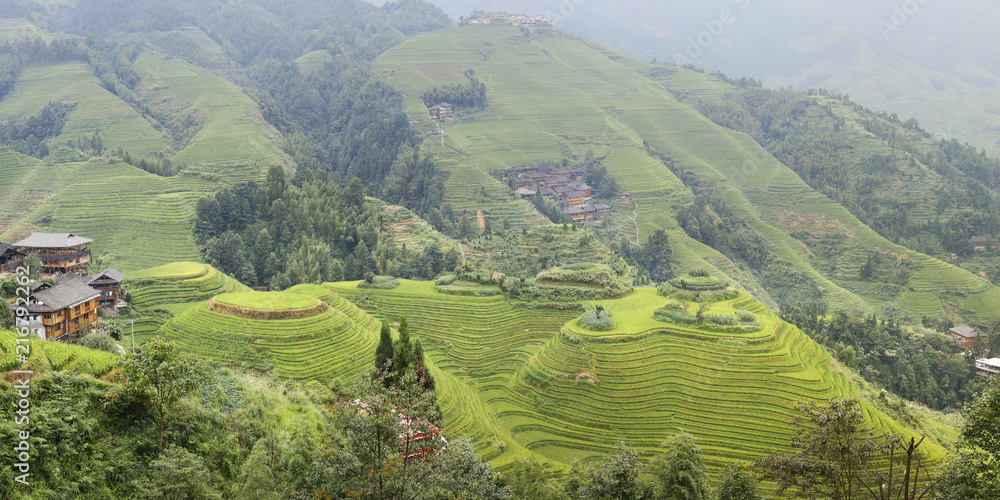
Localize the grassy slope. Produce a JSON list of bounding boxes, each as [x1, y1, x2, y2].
[[375, 24, 1000, 321], [651, 67, 1000, 321], [132, 54, 288, 174], [378, 26, 780, 308], [0, 328, 117, 376], [0, 23, 292, 270], [0, 62, 169, 155], [0, 148, 213, 271], [327, 279, 947, 472]]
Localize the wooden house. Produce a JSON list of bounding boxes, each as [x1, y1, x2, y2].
[[0, 243, 25, 274], [949, 324, 980, 351], [971, 236, 997, 251], [89, 267, 124, 306], [564, 206, 586, 223], [571, 182, 593, 197], [567, 191, 586, 207], [544, 176, 571, 189], [23, 278, 100, 340], [593, 203, 612, 217], [13, 232, 93, 275], [515, 187, 537, 202]]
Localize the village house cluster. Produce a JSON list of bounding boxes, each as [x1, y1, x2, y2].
[[467, 14, 549, 26], [2, 232, 124, 341], [507, 163, 612, 223]]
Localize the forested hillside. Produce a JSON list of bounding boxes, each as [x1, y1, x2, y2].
[[4, 3, 1000, 498]]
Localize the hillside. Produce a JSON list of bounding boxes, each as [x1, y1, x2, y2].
[[374, 23, 1000, 323], [325, 278, 949, 471]]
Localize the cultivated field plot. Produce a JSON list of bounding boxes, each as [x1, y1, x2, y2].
[[132, 54, 288, 172], [327, 280, 942, 472], [0, 329, 117, 376], [157, 288, 379, 380], [0, 62, 170, 156], [0, 155, 216, 271], [377, 24, 1000, 322]]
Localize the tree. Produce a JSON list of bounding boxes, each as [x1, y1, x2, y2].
[[937, 376, 1000, 499], [104, 338, 207, 453], [138, 445, 222, 499], [574, 442, 651, 500], [648, 432, 711, 500], [24, 252, 41, 279], [717, 462, 763, 500], [375, 320, 394, 372], [638, 229, 674, 282], [696, 293, 712, 322], [504, 457, 569, 500], [755, 398, 885, 499], [0, 298, 13, 329], [310, 370, 501, 499]]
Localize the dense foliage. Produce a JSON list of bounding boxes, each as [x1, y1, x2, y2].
[[781, 304, 978, 410], [691, 86, 1000, 258], [194, 168, 458, 288], [421, 74, 487, 109]]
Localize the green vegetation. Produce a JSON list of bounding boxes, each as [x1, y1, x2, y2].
[[326, 279, 945, 474], [0, 329, 117, 375], [213, 291, 318, 311], [576, 307, 616, 331]]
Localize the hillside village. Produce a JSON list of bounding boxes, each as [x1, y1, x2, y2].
[[506, 163, 613, 223], [2, 232, 124, 341]]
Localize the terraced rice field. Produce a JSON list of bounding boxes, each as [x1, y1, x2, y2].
[[129, 262, 251, 308], [0, 329, 117, 376], [0, 62, 169, 156], [158, 290, 379, 380], [377, 24, 1000, 323], [0, 160, 215, 271], [327, 280, 943, 471], [132, 54, 289, 171]]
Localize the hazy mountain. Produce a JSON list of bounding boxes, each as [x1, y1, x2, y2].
[[421, 0, 1000, 155]]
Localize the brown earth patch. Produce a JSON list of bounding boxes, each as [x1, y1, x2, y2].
[[207, 297, 326, 320]]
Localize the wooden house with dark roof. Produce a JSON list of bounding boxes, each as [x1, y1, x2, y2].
[[566, 191, 586, 207], [13, 232, 93, 275], [950, 324, 981, 351], [23, 278, 100, 340], [971, 236, 997, 251], [0, 243, 25, 274], [89, 268, 124, 305]]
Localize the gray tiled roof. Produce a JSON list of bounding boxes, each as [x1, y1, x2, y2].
[[91, 267, 124, 283], [1, 243, 24, 256], [950, 324, 978, 338], [13, 232, 93, 249], [30, 279, 100, 312]]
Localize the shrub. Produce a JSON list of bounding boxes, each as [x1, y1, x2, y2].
[[659, 300, 682, 311], [562, 262, 597, 270], [736, 310, 757, 322], [669, 275, 729, 291], [78, 334, 121, 355], [740, 322, 763, 332], [689, 268, 711, 277], [705, 288, 740, 301], [657, 282, 678, 296], [578, 308, 617, 331], [435, 274, 458, 286], [704, 314, 739, 326], [654, 309, 697, 324], [358, 276, 399, 289]]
